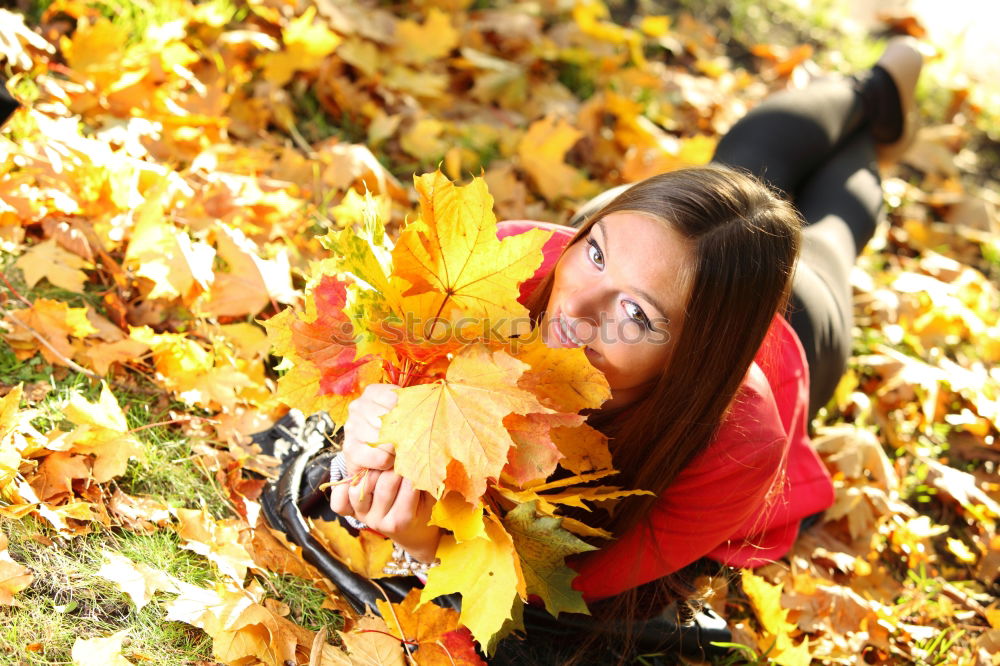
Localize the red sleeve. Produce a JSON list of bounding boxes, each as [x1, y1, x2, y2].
[[569, 364, 788, 601]]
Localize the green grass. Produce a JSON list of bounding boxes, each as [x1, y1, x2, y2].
[[1, 516, 216, 664], [267, 573, 343, 633]]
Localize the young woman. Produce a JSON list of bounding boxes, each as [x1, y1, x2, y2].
[[326, 36, 924, 656]]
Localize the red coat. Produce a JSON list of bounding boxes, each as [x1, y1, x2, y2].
[[497, 219, 835, 601]]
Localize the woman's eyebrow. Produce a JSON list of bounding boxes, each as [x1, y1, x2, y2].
[[594, 219, 671, 319]]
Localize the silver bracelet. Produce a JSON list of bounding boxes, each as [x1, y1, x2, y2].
[[382, 542, 439, 577]]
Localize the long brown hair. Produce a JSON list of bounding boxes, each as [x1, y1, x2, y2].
[[529, 164, 802, 545]]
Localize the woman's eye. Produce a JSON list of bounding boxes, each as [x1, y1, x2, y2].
[[623, 301, 651, 329], [586, 237, 604, 267]]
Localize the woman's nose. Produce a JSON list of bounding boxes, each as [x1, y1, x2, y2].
[[561, 284, 601, 323]]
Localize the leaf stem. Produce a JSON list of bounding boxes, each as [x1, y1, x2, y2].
[[4, 315, 102, 381], [0, 269, 32, 306], [356, 628, 419, 647], [126, 415, 220, 435]]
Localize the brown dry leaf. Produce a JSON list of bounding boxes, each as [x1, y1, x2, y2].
[[338, 615, 406, 666], [2, 298, 98, 365], [28, 450, 91, 503], [107, 488, 171, 534], [203, 223, 296, 318], [812, 426, 897, 489], [247, 522, 323, 582], [920, 456, 1000, 519], [81, 338, 151, 375]]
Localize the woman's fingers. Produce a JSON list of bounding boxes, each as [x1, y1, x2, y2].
[[343, 439, 395, 472], [347, 469, 381, 515], [369, 471, 404, 521], [364, 383, 399, 411], [387, 479, 428, 523], [343, 384, 400, 474], [330, 482, 353, 517]]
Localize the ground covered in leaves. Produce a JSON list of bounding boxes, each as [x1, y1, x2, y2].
[[0, 0, 998, 664]]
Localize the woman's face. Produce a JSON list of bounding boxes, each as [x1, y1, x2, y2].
[[542, 212, 695, 408]]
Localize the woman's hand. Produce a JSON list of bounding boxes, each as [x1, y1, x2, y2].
[[332, 383, 442, 562], [341, 383, 399, 476], [331, 470, 442, 563]]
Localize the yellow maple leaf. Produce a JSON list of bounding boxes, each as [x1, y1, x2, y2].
[[377, 588, 458, 653], [502, 412, 577, 487], [14, 238, 91, 292], [572, 1, 646, 67], [338, 615, 406, 665], [392, 170, 552, 339], [429, 492, 487, 543], [60, 17, 129, 85], [420, 515, 525, 653], [129, 326, 256, 409], [309, 518, 394, 579], [381, 343, 550, 501], [261, 6, 341, 86], [0, 386, 46, 490], [517, 116, 596, 202], [511, 338, 611, 412], [550, 423, 612, 474], [71, 629, 134, 666], [165, 579, 310, 666], [393, 8, 459, 65], [329, 188, 392, 229], [95, 550, 179, 610], [400, 117, 449, 162], [741, 569, 811, 666], [173, 508, 256, 583], [60, 383, 143, 483], [123, 190, 215, 303]]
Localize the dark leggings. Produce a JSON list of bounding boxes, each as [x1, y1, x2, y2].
[[573, 77, 883, 420], [713, 77, 883, 419]]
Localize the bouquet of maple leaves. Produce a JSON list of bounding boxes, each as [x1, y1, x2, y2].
[[265, 171, 647, 652]]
